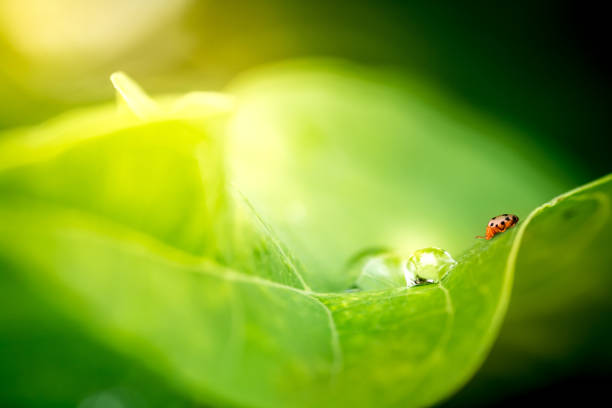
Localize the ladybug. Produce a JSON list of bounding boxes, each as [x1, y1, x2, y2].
[[476, 214, 519, 240]]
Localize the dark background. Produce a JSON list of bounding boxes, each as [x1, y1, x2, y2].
[[1, 1, 610, 181], [190, 0, 611, 182]]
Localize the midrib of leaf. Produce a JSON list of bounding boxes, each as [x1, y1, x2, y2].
[[399, 282, 455, 395], [234, 189, 312, 291], [431, 283, 455, 362]]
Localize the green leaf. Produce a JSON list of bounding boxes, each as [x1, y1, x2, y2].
[[0, 72, 610, 408]]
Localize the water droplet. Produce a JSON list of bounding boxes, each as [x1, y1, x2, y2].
[[405, 247, 456, 284], [349, 247, 456, 291]]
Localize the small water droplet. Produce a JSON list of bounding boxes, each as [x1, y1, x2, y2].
[[355, 253, 407, 290], [348, 247, 456, 291]]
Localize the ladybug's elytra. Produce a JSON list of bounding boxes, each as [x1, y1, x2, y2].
[[476, 214, 519, 240]]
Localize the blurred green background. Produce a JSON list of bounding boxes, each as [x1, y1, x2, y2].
[[1, 0, 610, 406], [0, 0, 609, 183]]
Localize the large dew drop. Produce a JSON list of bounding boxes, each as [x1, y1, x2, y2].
[[350, 247, 456, 291], [405, 247, 457, 285]]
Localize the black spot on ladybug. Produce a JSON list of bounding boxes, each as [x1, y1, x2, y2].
[[501, 221, 505, 225], [503, 213, 508, 216], [513, 215, 518, 222], [490, 223, 494, 226], [505, 217, 510, 221]]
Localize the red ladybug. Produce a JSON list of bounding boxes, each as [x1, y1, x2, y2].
[[476, 214, 519, 240]]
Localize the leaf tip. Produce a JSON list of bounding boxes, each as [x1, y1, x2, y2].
[[110, 71, 160, 119]]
